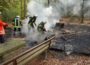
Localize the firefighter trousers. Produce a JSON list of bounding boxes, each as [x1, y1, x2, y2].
[[0, 35, 5, 43]]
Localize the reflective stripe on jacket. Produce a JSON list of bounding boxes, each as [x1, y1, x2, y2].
[[13, 18, 21, 28]]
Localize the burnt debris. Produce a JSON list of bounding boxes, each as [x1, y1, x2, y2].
[[51, 24, 90, 55], [55, 23, 65, 30]]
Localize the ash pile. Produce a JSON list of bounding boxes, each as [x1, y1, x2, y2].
[[51, 23, 90, 55]]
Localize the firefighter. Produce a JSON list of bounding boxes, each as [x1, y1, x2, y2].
[[37, 22, 46, 33], [0, 16, 8, 43], [28, 16, 37, 28], [13, 16, 22, 37]]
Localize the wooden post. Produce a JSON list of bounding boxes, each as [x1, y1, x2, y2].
[[49, 40, 51, 48], [13, 60, 17, 65], [45, 50, 48, 59], [0, 55, 3, 63]]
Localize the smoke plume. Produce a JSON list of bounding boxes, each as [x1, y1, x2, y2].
[[27, 0, 62, 31], [22, 0, 90, 45], [22, 0, 63, 45]]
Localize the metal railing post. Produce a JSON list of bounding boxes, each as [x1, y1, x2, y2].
[[49, 40, 51, 48]]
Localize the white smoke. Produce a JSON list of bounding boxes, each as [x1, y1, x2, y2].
[[27, 0, 61, 31], [21, 17, 29, 34], [60, 0, 90, 16], [21, 0, 63, 45], [26, 0, 90, 32], [22, 0, 90, 45]]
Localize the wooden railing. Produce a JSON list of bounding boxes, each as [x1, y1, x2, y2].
[[1, 35, 55, 65]]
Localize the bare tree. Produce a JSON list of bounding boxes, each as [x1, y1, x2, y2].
[[48, 0, 50, 6], [80, 0, 89, 23], [80, 0, 85, 23]]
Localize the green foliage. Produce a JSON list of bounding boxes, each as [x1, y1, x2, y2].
[[2, 1, 21, 22], [0, 0, 27, 23], [2, 8, 17, 22]]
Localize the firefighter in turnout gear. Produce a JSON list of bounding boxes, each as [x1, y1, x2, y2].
[[0, 16, 8, 43], [37, 22, 46, 33], [28, 16, 37, 28], [13, 16, 22, 37]]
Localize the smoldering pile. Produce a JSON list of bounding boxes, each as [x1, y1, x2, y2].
[[51, 24, 90, 55]]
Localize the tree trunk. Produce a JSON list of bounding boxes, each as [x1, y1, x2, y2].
[[24, 0, 26, 18], [48, 0, 50, 6], [21, 0, 23, 19], [81, 0, 84, 23]]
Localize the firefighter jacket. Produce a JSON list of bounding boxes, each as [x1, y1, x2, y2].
[[28, 16, 37, 28], [37, 22, 46, 33], [13, 17, 22, 29], [0, 20, 8, 35]]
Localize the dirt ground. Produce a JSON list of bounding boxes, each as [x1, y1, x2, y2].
[[28, 51, 90, 65]]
